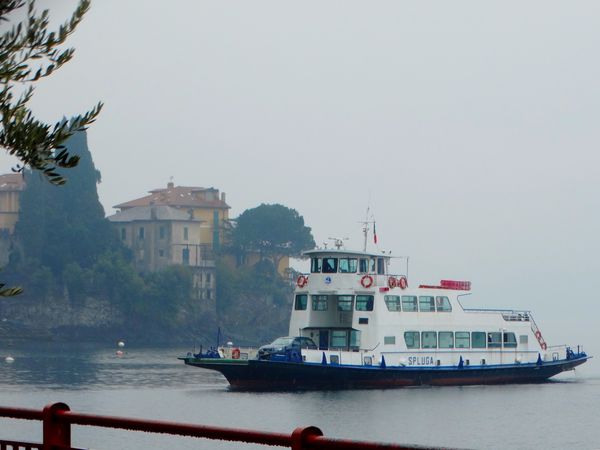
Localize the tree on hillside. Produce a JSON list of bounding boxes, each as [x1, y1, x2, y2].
[[0, 0, 101, 296], [13, 129, 118, 275], [232, 204, 315, 269]]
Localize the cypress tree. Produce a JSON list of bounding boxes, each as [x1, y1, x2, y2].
[[14, 129, 117, 275]]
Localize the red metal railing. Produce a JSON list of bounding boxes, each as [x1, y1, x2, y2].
[[0, 402, 446, 450]]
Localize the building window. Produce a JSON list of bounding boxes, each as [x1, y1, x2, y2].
[[438, 332, 454, 349], [121, 228, 126, 240], [183, 227, 188, 241], [294, 294, 308, 310], [355, 295, 374, 311], [337, 295, 353, 311], [138, 227, 144, 240], [455, 332, 470, 348], [435, 296, 452, 312], [384, 295, 401, 311], [404, 331, 420, 349], [384, 336, 396, 345], [402, 295, 418, 312], [503, 332, 517, 348], [488, 332, 502, 348], [206, 289, 212, 300], [421, 331, 437, 349], [206, 273, 211, 284], [182, 248, 190, 265], [312, 295, 328, 311], [159, 226, 165, 239], [419, 296, 435, 312], [159, 249, 164, 257]]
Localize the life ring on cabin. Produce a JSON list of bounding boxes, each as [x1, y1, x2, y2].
[[387, 277, 397, 289], [360, 275, 374, 289], [398, 276, 408, 290], [296, 275, 308, 288], [232, 348, 241, 359]]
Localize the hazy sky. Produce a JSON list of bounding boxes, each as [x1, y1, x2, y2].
[[2, 1, 599, 371]]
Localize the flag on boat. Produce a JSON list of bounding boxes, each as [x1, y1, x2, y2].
[[373, 222, 378, 244]]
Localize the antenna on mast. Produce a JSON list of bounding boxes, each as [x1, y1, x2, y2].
[[358, 206, 374, 252]]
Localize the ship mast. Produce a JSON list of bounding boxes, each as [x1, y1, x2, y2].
[[359, 207, 374, 252]]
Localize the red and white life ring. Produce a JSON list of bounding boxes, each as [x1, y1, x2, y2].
[[232, 348, 241, 359], [398, 276, 408, 290], [296, 275, 308, 288], [360, 275, 374, 289], [387, 277, 397, 289]]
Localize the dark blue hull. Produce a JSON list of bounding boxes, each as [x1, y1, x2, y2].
[[181, 355, 589, 390]]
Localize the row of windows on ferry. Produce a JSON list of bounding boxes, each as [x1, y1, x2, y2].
[[310, 257, 387, 274], [399, 331, 521, 349], [295, 294, 453, 312]]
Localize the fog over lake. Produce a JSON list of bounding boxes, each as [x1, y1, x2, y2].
[[1, 1, 598, 373]]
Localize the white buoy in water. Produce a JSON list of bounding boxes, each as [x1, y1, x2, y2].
[[117, 340, 125, 348], [5, 356, 14, 363]]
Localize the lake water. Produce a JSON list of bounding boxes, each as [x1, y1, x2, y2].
[[0, 341, 597, 449]]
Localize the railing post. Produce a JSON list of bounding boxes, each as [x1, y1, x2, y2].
[[291, 426, 323, 450], [43, 402, 71, 450]]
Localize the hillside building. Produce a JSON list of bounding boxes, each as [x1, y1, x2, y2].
[[108, 182, 230, 301]]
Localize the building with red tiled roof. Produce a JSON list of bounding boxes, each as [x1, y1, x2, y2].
[[113, 182, 230, 252]]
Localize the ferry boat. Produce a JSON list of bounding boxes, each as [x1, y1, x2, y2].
[[181, 238, 589, 390]]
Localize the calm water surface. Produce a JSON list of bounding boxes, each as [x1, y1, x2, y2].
[[0, 342, 597, 449]]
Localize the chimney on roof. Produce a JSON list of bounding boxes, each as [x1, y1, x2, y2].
[[167, 181, 174, 189], [221, 192, 226, 203]]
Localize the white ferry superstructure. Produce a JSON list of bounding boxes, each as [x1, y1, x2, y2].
[[182, 248, 589, 389]]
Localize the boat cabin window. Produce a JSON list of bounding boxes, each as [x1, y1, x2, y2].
[[384, 336, 396, 345], [404, 331, 420, 349], [350, 330, 361, 349], [384, 295, 401, 311], [435, 296, 452, 312], [311, 258, 322, 273], [419, 296, 435, 312], [503, 332, 517, 348], [312, 295, 328, 311], [439, 331, 454, 349], [402, 295, 418, 312], [294, 294, 308, 310], [330, 330, 348, 348], [338, 258, 357, 273], [487, 332, 502, 348], [359, 258, 369, 273], [422, 331, 437, 349], [359, 258, 376, 273], [455, 332, 470, 348], [472, 332, 487, 348], [377, 257, 385, 275], [337, 295, 353, 311], [355, 295, 374, 311], [322, 258, 338, 273]]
